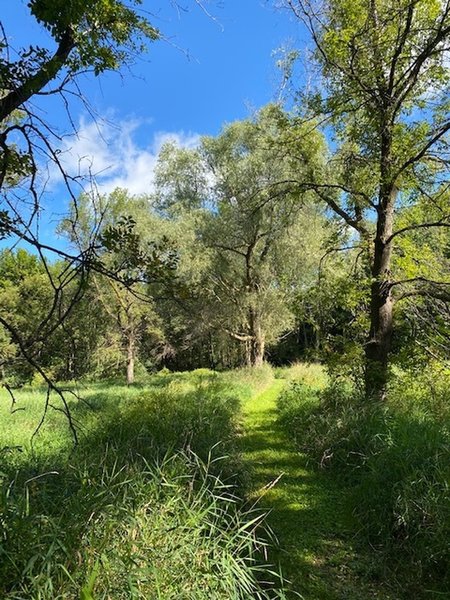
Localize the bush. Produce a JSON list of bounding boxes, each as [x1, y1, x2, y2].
[[278, 379, 385, 473]]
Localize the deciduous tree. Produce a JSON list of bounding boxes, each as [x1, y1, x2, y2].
[[283, 0, 450, 398], [155, 105, 328, 366]]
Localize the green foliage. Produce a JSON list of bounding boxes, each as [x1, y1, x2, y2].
[[60, 189, 178, 382], [285, 0, 450, 396], [0, 249, 110, 383], [100, 212, 178, 283], [278, 380, 387, 472], [1, 449, 283, 599], [0, 0, 163, 386], [307, 0, 450, 152], [153, 105, 330, 367], [24, 0, 158, 75], [0, 0, 160, 239], [240, 369, 397, 599]]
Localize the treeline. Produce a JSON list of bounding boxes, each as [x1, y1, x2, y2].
[[0, 107, 331, 381], [1, 104, 448, 388], [1, 0, 449, 403]]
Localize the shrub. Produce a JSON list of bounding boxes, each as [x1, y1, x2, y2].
[[277, 379, 385, 473]]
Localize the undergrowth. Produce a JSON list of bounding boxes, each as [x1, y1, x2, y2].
[[277, 367, 450, 597]]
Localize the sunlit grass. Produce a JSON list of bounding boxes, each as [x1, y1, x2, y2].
[[275, 367, 450, 598], [240, 366, 396, 600], [273, 362, 327, 388], [0, 368, 288, 599]]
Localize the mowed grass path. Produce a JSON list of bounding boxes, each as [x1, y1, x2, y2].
[[240, 378, 395, 600]]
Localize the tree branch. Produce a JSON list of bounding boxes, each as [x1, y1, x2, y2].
[[387, 219, 450, 243], [0, 27, 76, 123]]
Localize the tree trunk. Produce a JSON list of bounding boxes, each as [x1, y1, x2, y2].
[[248, 308, 265, 367], [126, 334, 135, 385], [250, 334, 265, 367], [245, 340, 252, 367], [208, 333, 216, 370], [365, 148, 397, 400], [365, 278, 394, 400]]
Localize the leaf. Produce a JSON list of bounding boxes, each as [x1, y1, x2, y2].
[[80, 559, 100, 600]]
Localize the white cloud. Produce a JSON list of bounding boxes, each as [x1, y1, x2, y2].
[[57, 114, 200, 196]]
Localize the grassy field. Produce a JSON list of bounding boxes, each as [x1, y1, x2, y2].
[[0, 366, 286, 599], [2, 363, 448, 599]]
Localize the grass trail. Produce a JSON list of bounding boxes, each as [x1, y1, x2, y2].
[[241, 379, 395, 600]]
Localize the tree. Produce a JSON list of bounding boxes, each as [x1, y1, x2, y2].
[[0, 249, 110, 383], [154, 105, 328, 366], [283, 0, 450, 398], [91, 275, 163, 384], [61, 188, 171, 384], [0, 1, 193, 403], [0, 0, 158, 226], [0, 249, 49, 382], [391, 200, 450, 365]]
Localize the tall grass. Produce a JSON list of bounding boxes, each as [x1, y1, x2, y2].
[[222, 363, 275, 399], [1, 449, 285, 599], [0, 368, 287, 599], [276, 368, 450, 597], [273, 362, 327, 387]]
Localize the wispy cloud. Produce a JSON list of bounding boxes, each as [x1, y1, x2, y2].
[[57, 113, 200, 196]]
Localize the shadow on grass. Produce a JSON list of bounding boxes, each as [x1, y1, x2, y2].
[[240, 385, 395, 600]]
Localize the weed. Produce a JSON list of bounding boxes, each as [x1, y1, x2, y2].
[[277, 370, 450, 597]]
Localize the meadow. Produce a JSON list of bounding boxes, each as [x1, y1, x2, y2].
[[0, 366, 285, 600], [1, 364, 449, 599]]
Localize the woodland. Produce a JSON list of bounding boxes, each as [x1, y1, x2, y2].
[[0, 1, 449, 599]]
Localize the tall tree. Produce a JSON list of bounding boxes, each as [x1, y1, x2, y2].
[[155, 105, 328, 366], [61, 188, 171, 384], [0, 249, 110, 382], [0, 1, 208, 396], [284, 0, 450, 398], [0, 0, 161, 397]]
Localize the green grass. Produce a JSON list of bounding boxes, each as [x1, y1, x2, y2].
[[240, 365, 397, 600], [0, 367, 287, 599], [4, 362, 445, 599], [0, 367, 271, 466], [275, 367, 450, 599]]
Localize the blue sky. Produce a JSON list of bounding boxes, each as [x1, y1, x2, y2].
[[3, 1, 307, 131], [2, 1, 309, 231]]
